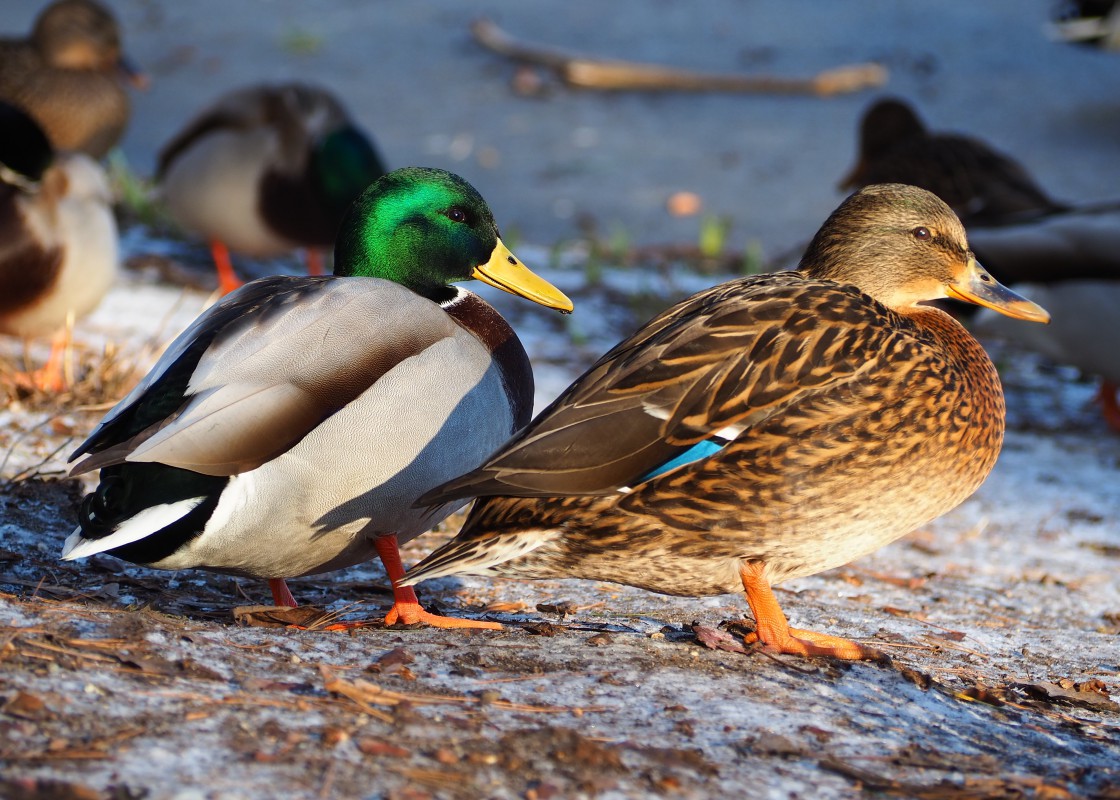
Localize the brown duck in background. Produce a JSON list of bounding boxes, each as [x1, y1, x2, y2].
[[839, 97, 1069, 228], [0, 101, 119, 391], [841, 97, 1120, 430], [402, 184, 1049, 659], [157, 83, 388, 294], [0, 0, 145, 159]]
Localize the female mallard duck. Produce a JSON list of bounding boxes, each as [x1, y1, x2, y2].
[[841, 98, 1120, 427], [0, 0, 144, 158], [0, 100, 118, 391], [402, 184, 1049, 659], [157, 83, 388, 294], [839, 98, 1067, 228], [63, 167, 573, 628]]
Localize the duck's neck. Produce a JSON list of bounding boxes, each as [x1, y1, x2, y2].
[[442, 289, 534, 430]]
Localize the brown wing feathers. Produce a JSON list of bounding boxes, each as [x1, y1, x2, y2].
[[421, 273, 904, 505]]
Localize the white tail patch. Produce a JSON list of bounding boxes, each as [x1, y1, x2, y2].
[[61, 497, 207, 561]]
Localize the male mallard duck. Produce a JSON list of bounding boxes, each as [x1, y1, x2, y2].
[[157, 83, 388, 294], [0, 101, 119, 391], [403, 184, 1049, 659], [839, 98, 1067, 228], [0, 0, 144, 158], [63, 167, 573, 628]]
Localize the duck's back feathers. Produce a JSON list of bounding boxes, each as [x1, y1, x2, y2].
[[70, 276, 459, 476], [156, 83, 340, 178], [424, 271, 955, 505]]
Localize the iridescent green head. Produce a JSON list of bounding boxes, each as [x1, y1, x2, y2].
[[334, 167, 572, 312]]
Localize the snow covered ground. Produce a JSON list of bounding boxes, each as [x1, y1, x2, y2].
[[1, 254, 1118, 799]]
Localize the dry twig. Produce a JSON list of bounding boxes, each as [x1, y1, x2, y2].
[[472, 18, 887, 96]]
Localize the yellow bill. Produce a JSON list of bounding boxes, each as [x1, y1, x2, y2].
[[473, 238, 573, 313], [945, 257, 1050, 323]]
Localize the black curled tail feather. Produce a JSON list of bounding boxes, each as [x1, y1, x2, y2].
[[74, 463, 228, 566]]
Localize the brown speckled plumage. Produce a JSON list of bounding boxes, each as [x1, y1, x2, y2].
[[404, 184, 1050, 658], [0, 0, 138, 158]]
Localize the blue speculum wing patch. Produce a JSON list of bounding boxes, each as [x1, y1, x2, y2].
[[639, 439, 727, 483]]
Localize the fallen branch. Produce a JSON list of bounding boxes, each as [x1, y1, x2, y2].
[[471, 18, 887, 96]]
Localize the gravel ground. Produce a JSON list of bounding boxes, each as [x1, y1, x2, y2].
[[1, 269, 1118, 800]]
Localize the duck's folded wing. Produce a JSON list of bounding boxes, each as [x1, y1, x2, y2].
[[424, 274, 900, 501], [155, 87, 278, 178], [70, 277, 454, 476]]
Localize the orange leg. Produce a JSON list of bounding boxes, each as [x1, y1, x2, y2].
[[269, 578, 298, 608], [374, 534, 501, 630], [304, 248, 325, 277], [14, 329, 71, 392], [209, 240, 243, 295], [739, 562, 878, 660], [1097, 381, 1120, 433]]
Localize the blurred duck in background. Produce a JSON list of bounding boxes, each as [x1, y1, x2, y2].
[[965, 230, 1120, 431], [0, 101, 119, 392], [839, 97, 1068, 228], [157, 83, 388, 294], [1050, 0, 1120, 50], [842, 96, 1120, 431], [0, 0, 145, 159]]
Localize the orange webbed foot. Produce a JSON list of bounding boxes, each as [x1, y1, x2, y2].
[[210, 240, 243, 295], [10, 365, 66, 393], [13, 329, 73, 393], [739, 561, 882, 661], [384, 600, 502, 630], [743, 627, 880, 660], [374, 534, 502, 631]]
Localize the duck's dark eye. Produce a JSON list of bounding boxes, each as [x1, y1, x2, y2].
[[912, 226, 931, 240], [446, 206, 468, 223]]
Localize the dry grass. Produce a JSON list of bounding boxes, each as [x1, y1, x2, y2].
[[0, 340, 147, 414]]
